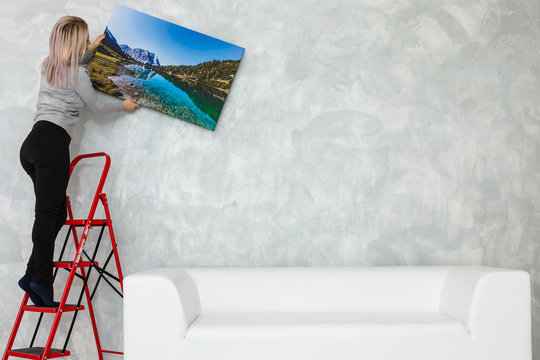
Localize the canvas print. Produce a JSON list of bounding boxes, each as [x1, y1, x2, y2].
[[89, 4, 245, 131]]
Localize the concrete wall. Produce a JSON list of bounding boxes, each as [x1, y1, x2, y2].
[[1, 0, 538, 358]]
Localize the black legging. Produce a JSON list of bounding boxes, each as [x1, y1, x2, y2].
[[19, 120, 71, 283]]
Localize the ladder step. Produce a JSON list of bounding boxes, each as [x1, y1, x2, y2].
[[54, 261, 99, 268], [8, 347, 70, 359], [23, 304, 85, 313], [64, 219, 106, 226]]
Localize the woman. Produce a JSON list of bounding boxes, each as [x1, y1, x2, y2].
[[18, 16, 139, 307]]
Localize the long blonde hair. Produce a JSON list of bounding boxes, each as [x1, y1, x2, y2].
[[41, 16, 89, 88]]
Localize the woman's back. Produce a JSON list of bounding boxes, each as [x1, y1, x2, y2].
[[33, 48, 123, 138]]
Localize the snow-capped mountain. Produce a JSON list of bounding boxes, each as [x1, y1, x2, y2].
[[119, 45, 161, 66]]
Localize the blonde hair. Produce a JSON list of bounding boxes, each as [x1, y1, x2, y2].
[[41, 16, 89, 88]]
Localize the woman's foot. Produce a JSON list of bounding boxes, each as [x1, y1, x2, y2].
[[29, 280, 57, 307], [18, 273, 44, 306]]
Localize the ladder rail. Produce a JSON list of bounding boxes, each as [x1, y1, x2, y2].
[[1, 294, 29, 360], [100, 194, 124, 293], [69, 153, 110, 265], [69, 152, 110, 183]]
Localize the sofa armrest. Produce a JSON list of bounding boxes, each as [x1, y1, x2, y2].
[[439, 265, 532, 359], [124, 268, 201, 360]]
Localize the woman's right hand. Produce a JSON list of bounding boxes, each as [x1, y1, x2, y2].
[[122, 99, 139, 112]]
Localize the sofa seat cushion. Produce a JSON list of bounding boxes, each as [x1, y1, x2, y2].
[[181, 312, 472, 360]]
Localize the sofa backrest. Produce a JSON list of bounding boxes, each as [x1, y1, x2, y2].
[[178, 266, 451, 313]]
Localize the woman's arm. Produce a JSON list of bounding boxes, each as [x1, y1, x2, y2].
[[80, 33, 104, 69], [73, 67, 123, 114], [79, 48, 95, 70]]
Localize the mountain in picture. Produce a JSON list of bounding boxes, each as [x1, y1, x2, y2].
[[119, 45, 160, 66], [102, 26, 128, 60]]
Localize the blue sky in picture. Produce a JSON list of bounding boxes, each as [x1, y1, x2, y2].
[[105, 4, 244, 66]]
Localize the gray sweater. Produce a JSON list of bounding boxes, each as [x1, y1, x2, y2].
[[33, 48, 124, 138]]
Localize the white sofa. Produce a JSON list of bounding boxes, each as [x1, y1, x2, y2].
[[123, 265, 532, 360]]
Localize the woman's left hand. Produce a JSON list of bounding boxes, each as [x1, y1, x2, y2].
[[89, 34, 106, 53]]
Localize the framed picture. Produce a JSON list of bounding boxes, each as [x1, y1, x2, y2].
[[90, 4, 245, 131]]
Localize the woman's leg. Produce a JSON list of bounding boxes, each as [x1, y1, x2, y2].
[[21, 175, 68, 277], [19, 133, 45, 306], [30, 155, 70, 282], [20, 143, 37, 276], [19, 120, 70, 306]]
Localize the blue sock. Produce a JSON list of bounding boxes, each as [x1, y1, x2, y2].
[[29, 280, 57, 307], [18, 273, 44, 306]]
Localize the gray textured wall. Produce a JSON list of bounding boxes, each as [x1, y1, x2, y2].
[[1, 0, 539, 358]]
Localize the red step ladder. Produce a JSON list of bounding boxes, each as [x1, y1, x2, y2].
[[3, 152, 124, 360]]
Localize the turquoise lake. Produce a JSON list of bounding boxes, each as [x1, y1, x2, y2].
[[110, 63, 217, 130]]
